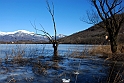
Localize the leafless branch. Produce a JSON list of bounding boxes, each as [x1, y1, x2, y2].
[[84, 0, 124, 53], [46, 0, 57, 41]]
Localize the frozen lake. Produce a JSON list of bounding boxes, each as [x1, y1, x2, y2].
[[0, 44, 122, 83]]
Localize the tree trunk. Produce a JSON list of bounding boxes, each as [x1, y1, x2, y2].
[[111, 41, 117, 53], [53, 45, 58, 56], [109, 35, 117, 54], [53, 41, 58, 57]]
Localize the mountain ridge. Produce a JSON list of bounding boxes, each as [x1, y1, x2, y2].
[[0, 30, 66, 44], [0, 30, 34, 36], [58, 20, 124, 44]]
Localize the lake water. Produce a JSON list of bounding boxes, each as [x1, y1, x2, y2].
[[0, 44, 93, 58], [0, 44, 123, 83]]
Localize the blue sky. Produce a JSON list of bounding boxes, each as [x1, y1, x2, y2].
[[0, 0, 93, 35]]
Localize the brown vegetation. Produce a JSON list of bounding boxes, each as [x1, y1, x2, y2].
[[89, 45, 124, 61]]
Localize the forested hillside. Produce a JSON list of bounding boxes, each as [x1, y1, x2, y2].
[[58, 14, 124, 44]]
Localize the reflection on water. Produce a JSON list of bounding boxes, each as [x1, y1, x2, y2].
[[0, 44, 123, 83]]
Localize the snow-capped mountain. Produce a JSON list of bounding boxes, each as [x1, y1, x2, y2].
[[0, 30, 66, 43], [0, 30, 48, 43], [0, 30, 34, 36], [52, 34, 66, 40]]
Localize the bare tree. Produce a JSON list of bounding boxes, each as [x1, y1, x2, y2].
[[84, 0, 124, 54], [31, 0, 59, 57], [46, 0, 59, 57]]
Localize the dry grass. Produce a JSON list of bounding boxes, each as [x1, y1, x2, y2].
[[107, 61, 124, 83], [89, 45, 112, 55], [13, 55, 28, 64], [89, 45, 124, 61], [90, 45, 124, 54]]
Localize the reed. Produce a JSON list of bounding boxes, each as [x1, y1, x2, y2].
[[107, 61, 124, 83], [89, 45, 124, 61]]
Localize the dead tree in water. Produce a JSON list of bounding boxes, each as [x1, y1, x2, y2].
[[46, 1, 59, 57], [31, 0, 59, 57], [46, 0, 58, 57]]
